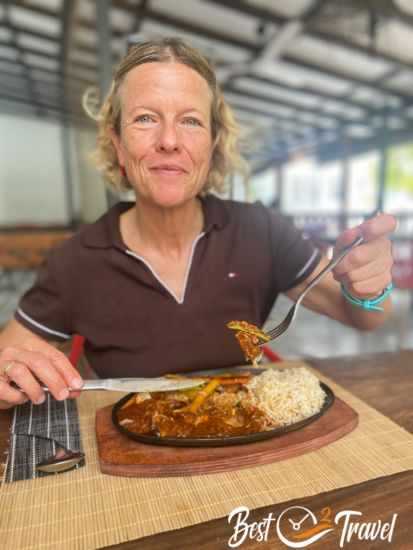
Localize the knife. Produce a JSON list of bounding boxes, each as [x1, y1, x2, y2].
[[40, 376, 207, 393]]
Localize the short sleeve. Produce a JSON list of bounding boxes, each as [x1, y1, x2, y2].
[[268, 209, 321, 293], [15, 250, 73, 341]]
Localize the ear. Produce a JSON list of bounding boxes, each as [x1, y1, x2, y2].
[[108, 127, 125, 168]]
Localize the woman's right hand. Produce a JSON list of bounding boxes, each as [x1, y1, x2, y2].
[[0, 338, 84, 409]]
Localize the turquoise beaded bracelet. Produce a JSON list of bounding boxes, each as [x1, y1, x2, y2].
[[340, 282, 394, 312]]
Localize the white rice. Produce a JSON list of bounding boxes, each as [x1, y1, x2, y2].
[[246, 367, 326, 427]]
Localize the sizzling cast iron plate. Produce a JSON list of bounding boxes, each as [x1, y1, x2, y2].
[[112, 367, 335, 447]]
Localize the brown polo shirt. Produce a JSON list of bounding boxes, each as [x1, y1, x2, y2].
[[15, 195, 320, 378]]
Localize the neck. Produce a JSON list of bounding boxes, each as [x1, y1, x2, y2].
[[122, 198, 204, 255]]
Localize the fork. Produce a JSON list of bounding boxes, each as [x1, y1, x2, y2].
[[262, 234, 364, 342]]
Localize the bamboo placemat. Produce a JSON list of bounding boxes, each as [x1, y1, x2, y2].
[[1, 361, 413, 550]]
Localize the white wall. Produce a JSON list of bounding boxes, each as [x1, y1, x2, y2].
[[0, 112, 69, 225], [71, 125, 108, 223], [0, 108, 108, 226]]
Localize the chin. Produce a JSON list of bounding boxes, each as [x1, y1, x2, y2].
[[149, 185, 197, 209]]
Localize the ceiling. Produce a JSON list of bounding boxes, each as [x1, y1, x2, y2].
[[2, 0, 413, 171]]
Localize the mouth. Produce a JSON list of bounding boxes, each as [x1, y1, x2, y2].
[[150, 164, 187, 175]]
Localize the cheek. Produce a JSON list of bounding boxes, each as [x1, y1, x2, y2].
[[122, 133, 152, 163], [189, 136, 213, 168]]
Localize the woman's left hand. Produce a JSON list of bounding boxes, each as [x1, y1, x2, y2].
[[332, 213, 397, 299]]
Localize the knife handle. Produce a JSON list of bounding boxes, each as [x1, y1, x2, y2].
[[39, 380, 108, 392]]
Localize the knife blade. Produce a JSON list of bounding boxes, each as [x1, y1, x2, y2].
[[41, 377, 207, 393]]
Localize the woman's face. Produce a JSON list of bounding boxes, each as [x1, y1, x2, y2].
[[111, 61, 214, 208]]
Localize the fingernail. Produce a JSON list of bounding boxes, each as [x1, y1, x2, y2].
[[58, 388, 69, 400], [35, 394, 46, 405], [71, 378, 83, 389]]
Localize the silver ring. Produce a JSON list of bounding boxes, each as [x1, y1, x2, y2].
[[2, 362, 15, 377]]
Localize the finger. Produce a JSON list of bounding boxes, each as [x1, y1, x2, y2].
[[359, 213, 397, 242], [68, 390, 82, 399], [334, 238, 392, 276], [0, 376, 28, 407], [346, 273, 393, 297], [334, 256, 393, 286], [9, 349, 72, 401], [334, 226, 362, 252], [335, 214, 397, 252], [23, 339, 83, 390], [1, 361, 46, 404]]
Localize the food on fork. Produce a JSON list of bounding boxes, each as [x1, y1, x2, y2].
[[227, 320, 270, 367]]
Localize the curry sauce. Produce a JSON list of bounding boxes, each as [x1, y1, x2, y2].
[[116, 385, 270, 438]]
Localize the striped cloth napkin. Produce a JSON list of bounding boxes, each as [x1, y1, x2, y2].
[[3, 394, 84, 482]]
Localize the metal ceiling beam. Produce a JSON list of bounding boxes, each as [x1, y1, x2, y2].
[[364, 0, 413, 31], [228, 99, 325, 137], [246, 73, 373, 115], [219, 0, 327, 81], [0, 62, 93, 121], [0, 79, 80, 107], [204, 0, 413, 103], [205, 0, 413, 74], [281, 53, 410, 103], [0, 53, 95, 87], [10, 0, 413, 106], [234, 115, 309, 140], [225, 84, 352, 128], [9, 1, 412, 108], [0, 38, 58, 62], [0, 91, 85, 119], [40, 0, 411, 102], [1, 7, 122, 54], [11, 1, 61, 18], [306, 27, 411, 78], [317, 126, 413, 163], [0, 37, 97, 73], [113, 0, 250, 50], [0, 91, 87, 123], [0, 21, 58, 45], [2, 2, 42, 115]]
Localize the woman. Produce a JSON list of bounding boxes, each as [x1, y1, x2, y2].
[[0, 38, 395, 409]]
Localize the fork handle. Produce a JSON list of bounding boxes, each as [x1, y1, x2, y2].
[[296, 234, 364, 305]]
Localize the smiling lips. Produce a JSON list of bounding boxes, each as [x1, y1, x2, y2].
[[150, 163, 187, 175]]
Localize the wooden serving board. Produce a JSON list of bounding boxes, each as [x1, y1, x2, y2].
[[95, 396, 358, 477]]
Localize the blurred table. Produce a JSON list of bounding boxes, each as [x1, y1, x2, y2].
[[0, 231, 73, 315], [1, 350, 412, 549], [0, 230, 73, 269]]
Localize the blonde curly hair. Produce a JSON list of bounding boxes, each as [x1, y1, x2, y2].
[[84, 37, 248, 194]]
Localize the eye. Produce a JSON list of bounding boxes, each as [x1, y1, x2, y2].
[[134, 114, 156, 124], [182, 117, 202, 127]]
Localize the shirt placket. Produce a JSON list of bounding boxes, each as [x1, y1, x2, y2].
[[123, 231, 206, 305]]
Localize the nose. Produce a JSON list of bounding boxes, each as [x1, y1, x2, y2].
[[156, 121, 181, 153]]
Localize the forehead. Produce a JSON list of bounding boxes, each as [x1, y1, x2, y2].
[[119, 61, 212, 112]]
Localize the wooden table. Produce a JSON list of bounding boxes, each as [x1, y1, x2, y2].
[[1, 350, 412, 549], [0, 230, 73, 269]]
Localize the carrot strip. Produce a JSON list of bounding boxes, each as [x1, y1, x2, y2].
[[188, 378, 221, 414], [217, 377, 251, 386]]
